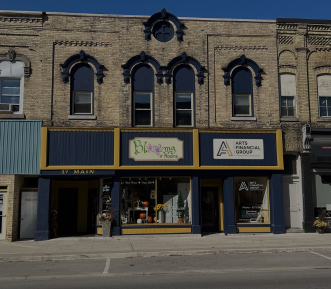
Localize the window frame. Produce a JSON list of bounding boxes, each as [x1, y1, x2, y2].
[[279, 73, 297, 118], [175, 91, 194, 127], [232, 93, 252, 117], [281, 96, 296, 117], [318, 96, 331, 118], [71, 91, 93, 115], [0, 61, 24, 115], [133, 91, 153, 127]]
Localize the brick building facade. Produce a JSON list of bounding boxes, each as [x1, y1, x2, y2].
[[0, 9, 330, 240]]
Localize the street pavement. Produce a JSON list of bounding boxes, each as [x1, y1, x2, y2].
[[0, 232, 331, 262]]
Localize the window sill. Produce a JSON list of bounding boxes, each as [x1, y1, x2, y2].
[[317, 117, 331, 122], [281, 117, 299, 122], [67, 115, 97, 120], [231, 116, 257, 121], [0, 114, 25, 119]]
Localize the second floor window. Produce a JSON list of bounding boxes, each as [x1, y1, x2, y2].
[[132, 64, 154, 126], [174, 65, 194, 127], [318, 75, 331, 117], [232, 67, 253, 116], [280, 74, 296, 117], [70, 63, 94, 115]]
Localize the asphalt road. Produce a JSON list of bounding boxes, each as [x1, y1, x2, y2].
[[1, 251, 331, 288]]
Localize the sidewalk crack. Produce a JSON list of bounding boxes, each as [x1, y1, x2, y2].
[[32, 241, 47, 256], [129, 238, 134, 252]]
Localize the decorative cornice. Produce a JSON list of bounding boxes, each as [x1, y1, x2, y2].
[[0, 17, 43, 24], [121, 51, 163, 84], [278, 35, 293, 45], [308, 37, 331, 46], [60, 50, 104, 84], [314, 66, 331, 75], [214, 45, 267, 51], [0, 49, 31, 77], [222, 54, 263, 87], [163, 52, 205, 85], [54, 40, 112, 47], [308, 25, 331, 31], [277, 24, 297, 30], [278, 65, 297, 75], [143, 8, 184, 42]]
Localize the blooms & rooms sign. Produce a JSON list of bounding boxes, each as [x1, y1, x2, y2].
[[129, 137, 184, 161]]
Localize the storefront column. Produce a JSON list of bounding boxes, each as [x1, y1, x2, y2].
[[223, 177, 237, 234], [269, 173, 286, 234], [35, 177, 51, 241], [191, 176, 201, 234], [111, 175, 121, 236]]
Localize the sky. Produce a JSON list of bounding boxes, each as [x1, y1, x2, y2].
[[0, 0, 330, 20]]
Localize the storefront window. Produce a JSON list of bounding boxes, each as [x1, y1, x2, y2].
[[234, 177, 269, 224], [120, 177, 191, 225], [100, 178, 112, 213], [314, 174, 331, 215]]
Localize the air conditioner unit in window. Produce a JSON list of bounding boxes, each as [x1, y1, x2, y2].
[[0, 103, 13, 112]]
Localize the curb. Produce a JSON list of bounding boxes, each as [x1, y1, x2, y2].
[[1, 246, 331, 262]]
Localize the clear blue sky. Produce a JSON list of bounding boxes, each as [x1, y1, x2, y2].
[[1, 0, 330, 20]]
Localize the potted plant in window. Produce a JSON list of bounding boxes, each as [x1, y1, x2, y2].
[[177, 191, 185, 224], [313, 209, 330, 234], [154, 204, 167, 223]]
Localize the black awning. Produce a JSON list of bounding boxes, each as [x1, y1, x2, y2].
[[310, 136, 331, 162]]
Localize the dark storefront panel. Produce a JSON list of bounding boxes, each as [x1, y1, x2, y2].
[[48, 131, 114, 166], [121, 132, 193, 166], [199, 133, 277, 167]]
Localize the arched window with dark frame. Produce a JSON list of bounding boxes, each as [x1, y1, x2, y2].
[[173, 65, 195, 127], [132, 63, 154, 127], [70, 63, 94, 115], [231, 67, 253, 116]]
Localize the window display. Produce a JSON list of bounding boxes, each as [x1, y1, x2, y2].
[[120, 177, 191, 225], [234, 177, 269, 224]]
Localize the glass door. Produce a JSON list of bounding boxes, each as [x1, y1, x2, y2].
[[0, 188, 7, 240], [201, 187, 219, 232]]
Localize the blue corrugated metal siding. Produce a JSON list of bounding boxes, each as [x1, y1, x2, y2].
[[0, 120, 41, 174], [199, 133, 277, 166], [48, 131, 114, 166], [121, 132, 193, 166]]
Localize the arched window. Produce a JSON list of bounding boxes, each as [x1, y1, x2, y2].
[[280, 74, 296, 117], [318, 75, 331, 117], [132, 63, 154, 126], [173, 65, 194, 127], [0, 61, 24, 114], [232, 67, 253, 116], [70, 63, 94, 115]]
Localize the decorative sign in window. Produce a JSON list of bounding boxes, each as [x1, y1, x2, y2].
[[213, 139, 264, 159], [129, 137, 183, 161]]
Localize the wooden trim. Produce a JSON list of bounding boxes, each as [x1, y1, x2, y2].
[[193, 128, 200, 168], [276, 129, 284, 169], [114, 128, 120, 169], [40, 127, 48, 170], [121, 227, 191, 234], [237, 227, 271, 233]]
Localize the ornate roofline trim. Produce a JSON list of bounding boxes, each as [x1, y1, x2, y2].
[[163, 52, 205, 85], [121, 51, 163, 84], [143, 8, 184, 42], [0, 49, 31, 77], [60, 50, 104, 84], [222, 54, 263, 87]]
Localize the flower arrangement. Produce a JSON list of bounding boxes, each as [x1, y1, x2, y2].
[[99, 208, 114, 224], [154, 204, 167, 211], [313, 209, 330, 229]]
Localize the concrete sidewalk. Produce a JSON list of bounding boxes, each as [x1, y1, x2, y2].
[[0, 233, 330, 263]]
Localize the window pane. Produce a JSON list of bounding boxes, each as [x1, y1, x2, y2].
[[234, 105, 250, 115], [234, 95, 249, 105], [176, 110, 192, 126], [320, 97, 327, 107], [286, 96, 294, 107], [135, 93, 151, 109], [74, 93, 91, 103], [328, 107, 331, 117], [281, 107, 287, 117], [74, 103, 91, 114], [234, 177, 269, 224], [12, 105, 19, 112], [1, 79, 20, 87], [1, 95, 19, 104], [287, 107, 294, 116], [283, 155, 297, 175], [1, 87, 20, 95], [320, 107, 327, 117], [281, 97, 287, 106], [135, 110, 151, 126], [176, 93, 192, 109]]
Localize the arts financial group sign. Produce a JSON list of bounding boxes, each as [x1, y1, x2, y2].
[[129, 137, 184, 161], [213, 139, 264, 159]]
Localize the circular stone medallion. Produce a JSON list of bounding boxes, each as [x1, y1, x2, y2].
[[152, 21, 174, 42]]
